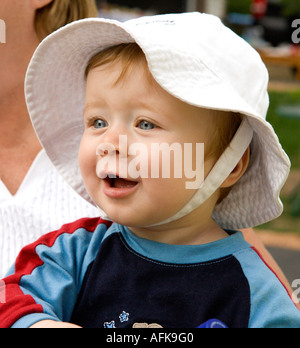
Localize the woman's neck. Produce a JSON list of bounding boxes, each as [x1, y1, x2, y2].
[[0, 84, 42, 195]]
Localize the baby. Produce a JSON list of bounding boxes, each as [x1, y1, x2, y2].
[[1, 13, 299, 328]]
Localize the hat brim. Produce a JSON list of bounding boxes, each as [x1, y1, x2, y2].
[[25, 17, 290, 230]]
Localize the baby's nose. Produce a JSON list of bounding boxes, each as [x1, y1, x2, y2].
[[96, 142, 119, 158], [96, 135, 129, 159]]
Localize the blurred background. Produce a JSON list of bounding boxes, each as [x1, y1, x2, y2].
[[95, 0, 300, 285]]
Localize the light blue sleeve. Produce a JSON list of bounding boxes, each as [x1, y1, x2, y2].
[[234, 248, 300, 328], [10, 221, 109, 328]]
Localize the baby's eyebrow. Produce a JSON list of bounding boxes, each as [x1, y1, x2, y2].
[[83, 104, 93, 113], [83, 101, 105, 114], [84, 98, 161, 115]]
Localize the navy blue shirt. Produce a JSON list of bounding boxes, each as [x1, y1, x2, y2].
[[71, 229, 250, 328]]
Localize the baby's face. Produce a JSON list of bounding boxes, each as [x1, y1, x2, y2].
[[79, 61, 216, 227]]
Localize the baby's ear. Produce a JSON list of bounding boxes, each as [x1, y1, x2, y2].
[[220, 147, 250, 189]]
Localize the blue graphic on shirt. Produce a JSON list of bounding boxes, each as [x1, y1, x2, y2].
[[104, 320, 116, 328], [119, 311, 130, 323], [197, 319, 228, 328]]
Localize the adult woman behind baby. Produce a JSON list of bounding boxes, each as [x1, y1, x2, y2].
[[0, 0, 99, 277]]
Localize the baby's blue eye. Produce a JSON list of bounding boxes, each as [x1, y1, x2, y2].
[[94, 119, 108, 129], [138, 120, 155, 130]]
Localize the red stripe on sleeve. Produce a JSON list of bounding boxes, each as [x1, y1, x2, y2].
[[0, 217, 112, 328], [251, 246, 298, 309]]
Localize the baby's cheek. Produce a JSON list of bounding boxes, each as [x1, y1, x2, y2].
[[78, 140, 97, 182]]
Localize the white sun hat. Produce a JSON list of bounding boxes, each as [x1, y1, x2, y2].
[[25, 12, 290, 230]]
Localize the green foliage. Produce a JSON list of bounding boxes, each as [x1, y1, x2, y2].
[[281, 0, 300, 17], [228, 0, 300, 17], [268, 91, 300, 169], [227, 0, 252, 14]]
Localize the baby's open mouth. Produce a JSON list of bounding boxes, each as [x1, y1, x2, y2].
[[105, 176, 138, 189]]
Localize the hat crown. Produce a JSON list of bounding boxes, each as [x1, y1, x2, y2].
[[124, 12, 269, 119]]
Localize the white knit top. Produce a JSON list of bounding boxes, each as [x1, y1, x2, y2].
[[0, 150, 99, 278]]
